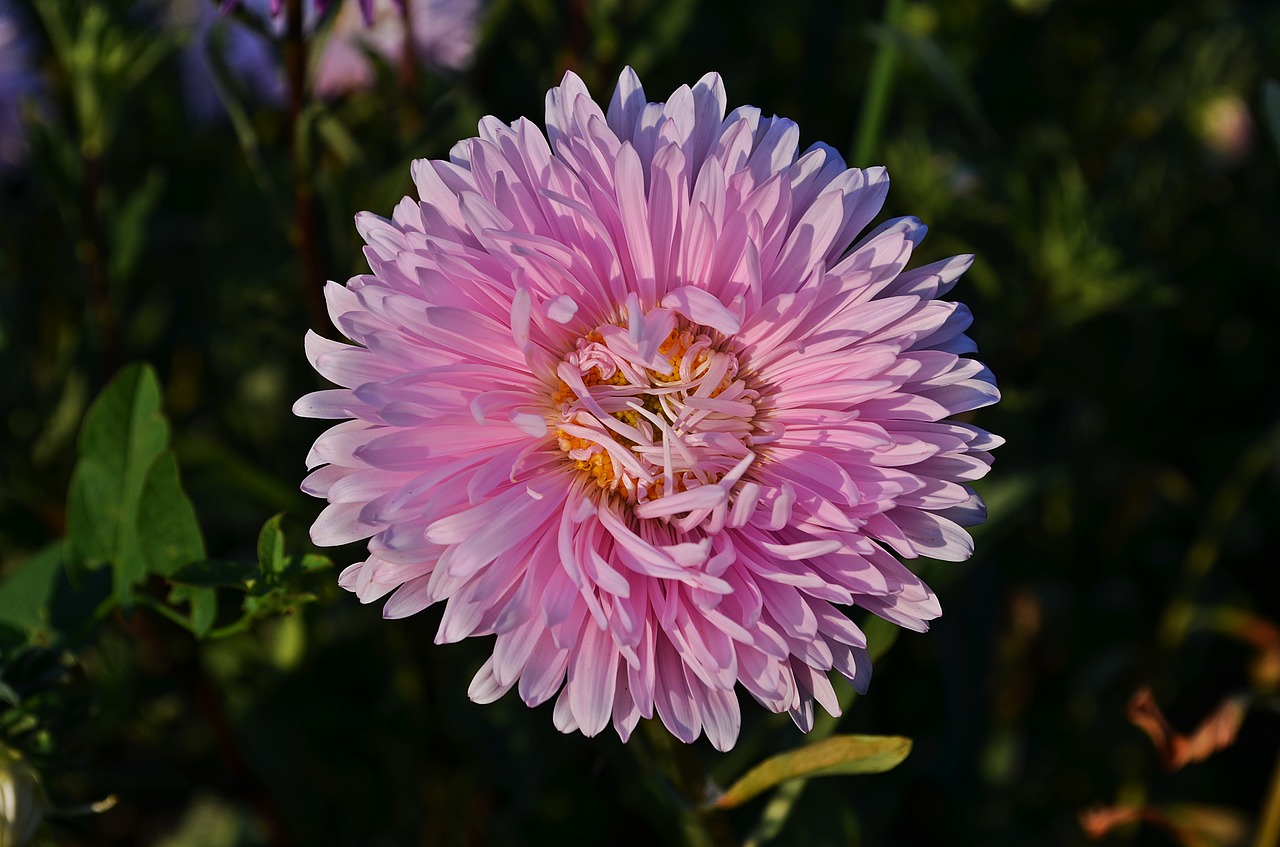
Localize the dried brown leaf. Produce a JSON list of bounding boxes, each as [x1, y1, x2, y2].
[[1079, 804, 1145, 839], [1079, 804, 1248, 847], [1127, 686, 1247, 771]]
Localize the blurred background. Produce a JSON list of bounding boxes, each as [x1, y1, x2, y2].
[[2, 0, 1279, 844]]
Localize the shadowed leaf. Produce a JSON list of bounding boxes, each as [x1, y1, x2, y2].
[[0, 544, 65, 639], [168, 560, 259, 589], [66, 364, 169, 602], [137, 452, 206, 577], [65, 364, 209, 614]]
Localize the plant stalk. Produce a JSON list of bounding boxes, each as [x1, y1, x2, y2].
[[284, 0, 329, 333], [640, 721, 736, 847], [852, 0, 906, 166], [1254, 745, 1280, 847]]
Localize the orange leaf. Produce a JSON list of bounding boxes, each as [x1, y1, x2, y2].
[[1079, 804, 1145, 839], [1127, 687, 1247, 771], [1079, 804, 1248, 847]]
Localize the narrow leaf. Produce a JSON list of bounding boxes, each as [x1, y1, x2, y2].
[[257, 513, 287, 579], [715, 735, 912, 809]]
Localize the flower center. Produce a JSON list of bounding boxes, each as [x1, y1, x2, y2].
[[551, 320, 762, 515]]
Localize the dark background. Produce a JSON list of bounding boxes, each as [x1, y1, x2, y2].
[[2, 0, 1279, 844]]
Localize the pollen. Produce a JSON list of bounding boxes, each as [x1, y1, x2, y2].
[[550, 318, 760, 507]]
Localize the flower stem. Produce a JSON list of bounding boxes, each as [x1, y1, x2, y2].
[[284, 0, 328, 333], [79, 148, 118, 375], [852, 0, 905, 166], [640, 721, 736, 847], [1255, 745, 1280, 847]]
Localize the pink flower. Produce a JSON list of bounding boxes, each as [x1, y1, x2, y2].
[[313, 0, 482, 97], [296, 69, 1000, 750]]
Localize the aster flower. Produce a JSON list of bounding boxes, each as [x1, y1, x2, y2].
[[313, 0, 482, 97], [296, 69, 1000, 750], [0, 0, 41, 171]]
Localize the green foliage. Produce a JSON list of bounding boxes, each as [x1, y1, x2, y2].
[[0, 0, 1278, 844], [0, 546, 64, 644], [160, 515, 332, 639], [0, 646, 90, 775], [31, 0, 177, 156], [716, 735, 913, 809], [65, 364, 205, 608]]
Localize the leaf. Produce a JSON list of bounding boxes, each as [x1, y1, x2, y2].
[[163, 583, 218, 639], [168, 560, 259, 589], [108, 169, 165, 284], [1079, 804, 1248, 847], [187, 588, 217, 639], [864, 614, 900, 663], [865, 22, 996, 149], [1197, 606, 1280, 689], [292, 554, 332, 573], [1127, 686, 1248, 771], [65, 364, 209, 616], [65, 364, 169, 603], [136, 451, 206, 578], [0, 544, 65, 638], [257, 513, 287, 580], [714, 735, 912, 809]]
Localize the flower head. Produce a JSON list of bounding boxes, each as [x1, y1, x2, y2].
[[296, 69, 1000, 750], [313, 0, 482, 97], [175, 0, 283, 124], [0, 744, 44, 847], [0, 0, 41, 171]]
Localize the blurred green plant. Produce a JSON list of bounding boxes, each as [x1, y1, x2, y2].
[[4, 364, 330, 646]]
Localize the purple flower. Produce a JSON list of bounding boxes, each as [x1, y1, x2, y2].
[[0, 0, 42, 170], [296, 70, 1000, 750], [313, 0, 482, 97], [221, 0, 387, 26], [176, 0, 283, 124]]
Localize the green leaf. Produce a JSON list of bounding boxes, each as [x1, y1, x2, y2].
[[864, 614, 900, 663], [257, 513, 287, 580], [168, 559, 259, 589], [65, 364, 209, 617], [714, 735, 912, 809], [293, 554, 332, 573], [187, 588, 217, 638], [162, 583, 218, 639], [136, 451, 206, 578], [108, 169, 165, 283], [0, 544, 65, 638], [65, 364, 169, 603]]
